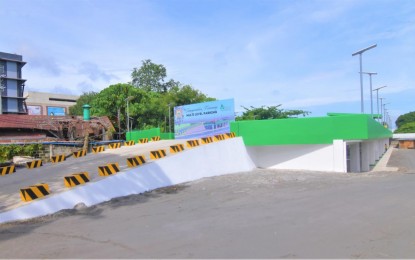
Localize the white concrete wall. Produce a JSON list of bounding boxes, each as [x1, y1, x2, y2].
[[333, 140, 347, 173], [0, 137, 256, 224], [246, 143, 346, 172]]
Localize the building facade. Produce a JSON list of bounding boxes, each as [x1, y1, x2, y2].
[[0, 52, 27, 114], [25, 91, 79, 116]]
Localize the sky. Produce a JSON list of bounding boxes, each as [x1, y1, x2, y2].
[[1, 0, 414, 128]]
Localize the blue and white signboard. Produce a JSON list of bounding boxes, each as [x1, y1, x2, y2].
[[47, 106, 65, 116], [174, 99, 235, 139]]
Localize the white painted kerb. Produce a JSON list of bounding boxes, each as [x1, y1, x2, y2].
[[0, 137, 255, 224]]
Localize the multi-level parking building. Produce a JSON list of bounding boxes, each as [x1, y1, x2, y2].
[[0, 51, 27, 114]]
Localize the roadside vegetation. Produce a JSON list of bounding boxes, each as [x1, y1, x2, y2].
[[70, 59, 308, 136], [395, 111, 415, 133], [0, 143, 43, 164], [70, 59, 214, 135], [236, 105, 309, 121]]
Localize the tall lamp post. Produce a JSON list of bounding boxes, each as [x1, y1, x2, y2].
[[168, 103, 173, 133], [383, 103, 390, 125], [352, 44, 377, 113], [373, 86, 386, 122], [379, 97, 385, 123], [125, 96, 134, 133], [362, 72, 377, 118]]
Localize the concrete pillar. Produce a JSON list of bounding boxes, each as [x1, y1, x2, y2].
[[377, 139, 383, 159], [349, 143, 361, 172], [361, 142, 371, 172], [369, 141, 376, 167]]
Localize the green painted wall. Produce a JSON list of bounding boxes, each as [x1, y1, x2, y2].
[[126, 128, 174, 141], [231, 114, 392, 146], [160, 132, 175, 140]]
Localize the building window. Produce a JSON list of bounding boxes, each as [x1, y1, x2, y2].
[[0, 61, 5, 76]]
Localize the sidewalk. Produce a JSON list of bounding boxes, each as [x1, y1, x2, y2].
[[372, 147, 399, 172]]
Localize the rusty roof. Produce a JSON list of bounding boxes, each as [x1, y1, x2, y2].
[[0, 114, 113, 130]]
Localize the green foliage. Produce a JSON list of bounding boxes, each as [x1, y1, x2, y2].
[[70, 60, 304, 138], [236, 105, 310, 121], [168, 85, 215, 106], [69, 91, 98, 116], [88, 61, 215, 136], [394, 122, 415, 133], [131, 59, 180, 93], [91, 83, 145, 136], [395, 111, 415, 128], [0, 144, 43, 162]]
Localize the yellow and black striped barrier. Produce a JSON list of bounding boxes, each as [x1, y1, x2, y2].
[[20, 183, 50, 202], [214, 134, 226, 141], [150, 149, 167, 160], [126, 155, 146, 167], [64, 172, 90, 187], [225, 132, 236, 138], [92, 146, 105, 153], [51, 154, 65, 163], [124, 140, 135, 146], [109, 142, 121, 149], [26, 159, 43, 169], [151, 136, 160, 142], [170, 144, 185, 154], [139, 138, 149, 144], [201, 137, 214, 144], [98, 162, 120, 176], [73, 150, 87, 158], [186, 139, 200, 148], [0, 165, 16, 176]]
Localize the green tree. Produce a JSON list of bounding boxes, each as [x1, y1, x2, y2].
[[167, 85, 215, 106], [69, 91, 98, 116], [71, 60, 216, 136], [131, 59, 179, 92], [394, 122, 415, 133], [92, 83, 146, 137], [395, 111, 415, 128], [236, 105, 309, 121]]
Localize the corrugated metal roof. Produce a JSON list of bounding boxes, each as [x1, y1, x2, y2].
[[393, 133, 415, 140], [0, 115, 113, 131]]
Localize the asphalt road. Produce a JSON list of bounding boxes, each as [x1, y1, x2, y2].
[[388, 149, 415, 172], [0, 140, 186, 212], [0, 149, 414, 258]]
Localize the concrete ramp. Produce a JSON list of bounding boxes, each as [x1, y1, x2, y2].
[[0, 137, 255, 224]]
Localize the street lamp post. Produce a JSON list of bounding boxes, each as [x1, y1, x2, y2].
[[383, 103, 390, 125], [379, 97, 385, 123], [125, 96, 134, 133], [352, 44, 377, 113], [168, 103, 173, 133], [362, 72, 377, 118], [373, 86, 386, 122]]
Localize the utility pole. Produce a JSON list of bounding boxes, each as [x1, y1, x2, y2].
[[379, 98, 385, 124], [168, 103, 172, 133], [352, 44, 377, 113], [373, 86, 386, 122], [361, 72, 377, 118], [117, 107, 121, 140]]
